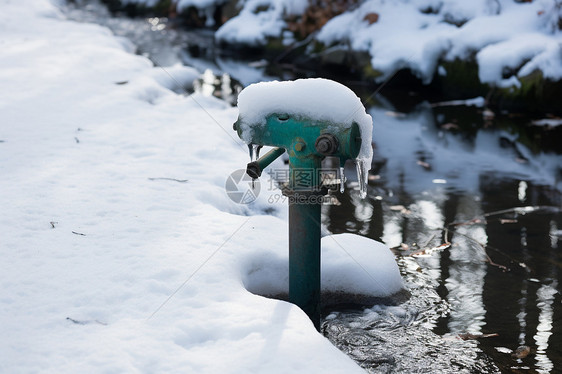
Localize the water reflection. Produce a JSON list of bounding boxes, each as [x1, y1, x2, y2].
[[534, 282, 557, 373], [193, 68, 237, 104], [446, 195, 487, 335], [324, 100, 561, 372]]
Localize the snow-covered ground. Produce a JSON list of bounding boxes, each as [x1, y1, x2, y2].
[[316, 0, 562, 85], [215, 0, 562, 87], [0, 0, 403, 372]]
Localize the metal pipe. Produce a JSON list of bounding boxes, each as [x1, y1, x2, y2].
[[285, 156, 323, 330], [289, 199, 321, 330], [246, 147, 285, 179]]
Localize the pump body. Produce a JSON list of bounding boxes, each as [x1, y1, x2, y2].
[[234, 113, 362, 330]]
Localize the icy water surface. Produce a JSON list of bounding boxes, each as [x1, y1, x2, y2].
[[66, 3, 562, 372], [322, 103, 561, 372]]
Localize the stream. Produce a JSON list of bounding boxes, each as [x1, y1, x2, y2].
[[66, 2, 562, 372]]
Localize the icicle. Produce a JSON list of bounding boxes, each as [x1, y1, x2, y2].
[[248, 143, 259, 162], [355, 159, 368, 199], [248, 143, 254, 161], [256, 145, 263, 160], [339, 166, 346, 193]]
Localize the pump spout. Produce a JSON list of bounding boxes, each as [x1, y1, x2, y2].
[[246, 147, 285, 179]]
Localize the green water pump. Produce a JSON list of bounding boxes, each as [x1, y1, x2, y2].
[[233, 112, 363, 330]]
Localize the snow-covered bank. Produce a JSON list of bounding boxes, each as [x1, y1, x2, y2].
[[316, 0, 562, 85], [109, 0, 562, 113], [214, 0, 562, 87], [0, 0, 403, 372]]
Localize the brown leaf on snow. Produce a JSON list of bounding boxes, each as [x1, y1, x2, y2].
[[363, 12, 379, 24]]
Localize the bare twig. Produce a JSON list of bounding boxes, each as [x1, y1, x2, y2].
[[66, 317, 107, 326], [411, 242, 451, 257], [499, 219, 517, 224], [421, 233, 436, 249], [449, 218, 483, 227], [483, 205, 560, 217], [446, 228, 508, 271], [458, 332, 499, 340], [148, 177, 189, 183]]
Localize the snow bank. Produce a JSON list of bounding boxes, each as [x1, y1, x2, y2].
[[214, 0, 562, 86], [215, 0, 307, 45], [0, 1, 402, 372], [316, 0, 562, 84], [244, 233, 404, 301], [321, 234, 403, 297]]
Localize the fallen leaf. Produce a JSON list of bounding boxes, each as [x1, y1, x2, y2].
[[483, 109, 495, 120], [500, 219, 518, 224], [390, 205, 411, 215], [363, 12, 379, 24], [441, 123, 459, 130], [512, 345, 531, 359]]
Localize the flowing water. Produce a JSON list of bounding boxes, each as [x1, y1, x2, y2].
[[66, 3, 562, 372]]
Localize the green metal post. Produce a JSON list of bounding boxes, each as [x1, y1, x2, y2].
[[289, 202, 321, 329], [287, 156, 323, 330]]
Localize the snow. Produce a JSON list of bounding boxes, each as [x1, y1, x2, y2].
[[321, 234, 403, 297], [215, 0, 307, 45], [245, 233, 404, 299], [177, 0, 229, 27], [477, 32, 561, 85], [236, 78, 374, 187], [113, 0, 562, 86], [532, 118, 562, 127], [431, 96, 486, 107], [211, 0, 562, 86], [0, 0, 403, 372], [316, 0, 562, 84]]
